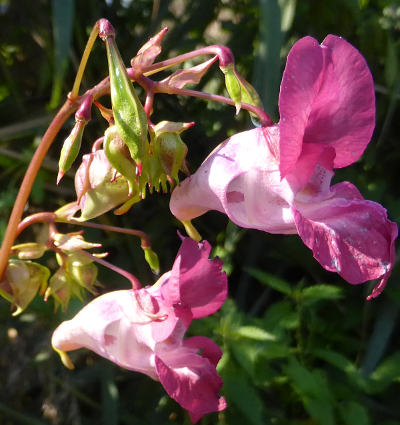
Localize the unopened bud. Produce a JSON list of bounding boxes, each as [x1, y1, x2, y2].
[[0, 260, 50, 316], [11, 243, 47, 260], [58, 96, 92, 184], [143, 247, 160, 274], [220, 64, 263, 119], [104, 125, 138, 196], [221, 64, 242, 114]]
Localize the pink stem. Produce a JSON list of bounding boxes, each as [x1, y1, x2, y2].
[[79, 250, 142, 290]]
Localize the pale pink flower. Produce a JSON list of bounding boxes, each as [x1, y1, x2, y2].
[[170, 35, 398, 299], [52, 237, 227, 422]]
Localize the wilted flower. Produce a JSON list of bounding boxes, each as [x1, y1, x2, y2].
[[52, 237, 228, 422], [170, 35, 398, 299]]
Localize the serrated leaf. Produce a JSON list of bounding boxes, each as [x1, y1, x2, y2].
[[245, 267, 292, 295]]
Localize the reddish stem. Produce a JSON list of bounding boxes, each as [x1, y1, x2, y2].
[[79, 250, 142, 290]]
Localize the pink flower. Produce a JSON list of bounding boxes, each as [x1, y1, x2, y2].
[[52, 237, 228, 422], [170, 35, 398, 299]]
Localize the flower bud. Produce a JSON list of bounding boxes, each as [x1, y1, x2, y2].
[[152, 121, 191, 185], [143, 247, 160, 274], [220, 64, 263, 119], [11, 242, 47, 260], [45, 268, 72, 312], [104, 125, 138, 196], [0, 260, 50, 315], [57, 95, 92, 184], [221, 64, 242, 114]]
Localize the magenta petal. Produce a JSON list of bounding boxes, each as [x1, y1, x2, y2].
[[303, 35, 375, 168], [162, 237, 227, 319], [294, 182, 397, 288], [155, 346, 227, 423], [279, 36, 324, 177], [183, 336, 223, 367]]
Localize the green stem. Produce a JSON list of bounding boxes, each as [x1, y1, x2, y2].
[[71, 23, 100, 98]]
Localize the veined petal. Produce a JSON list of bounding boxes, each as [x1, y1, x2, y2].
[[294, 182, 397, 293], [161, 237, 227, 319], [279, 36, 324, 177], [303, 35, 375, 168], [279, 35, 375, 176], [155, 340, 227, 423]]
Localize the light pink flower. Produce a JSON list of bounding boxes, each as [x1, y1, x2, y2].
[[170, 35, 398, 299], [52, 237, 227, 422]]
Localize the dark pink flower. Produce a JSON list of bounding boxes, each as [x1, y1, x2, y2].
[[170, 35, 398, 299], [52, 237, 227, 422]]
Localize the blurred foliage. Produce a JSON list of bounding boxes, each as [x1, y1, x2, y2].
[[0, 0, 400, 424]]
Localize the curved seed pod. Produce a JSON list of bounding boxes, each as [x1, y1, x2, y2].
[[102, 28, 148, 170]]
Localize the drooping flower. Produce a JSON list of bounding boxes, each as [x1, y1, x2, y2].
[[170, 35, 398, 299], [52, 237, 227, 422]]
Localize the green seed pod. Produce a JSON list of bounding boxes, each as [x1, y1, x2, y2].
[[104, 33, 148, 169]]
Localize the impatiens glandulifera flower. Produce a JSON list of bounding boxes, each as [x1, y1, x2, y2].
[[170, 35, 398, 299], [52, 237, 228, 422]]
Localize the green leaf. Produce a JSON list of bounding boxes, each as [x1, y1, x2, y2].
[[301, 284, 344, 302], [286, 357, 336, 425], [340, 401, 370, 425], [220, 354, 265, 425], [263, 300, 299, 330], [368, 352, 400, 393], [235, 325, 277, 341], [245, 267, 292, 295]]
